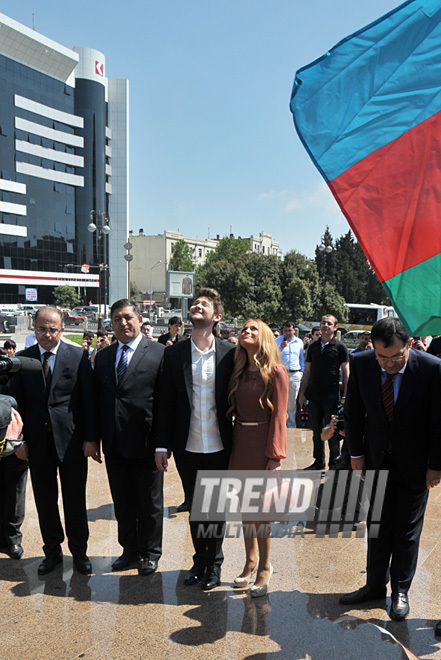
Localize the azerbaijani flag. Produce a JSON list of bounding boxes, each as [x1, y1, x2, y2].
[[290, 0, 441, 335]]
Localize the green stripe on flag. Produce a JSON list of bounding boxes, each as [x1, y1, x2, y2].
[[383, 252, 441, 336]]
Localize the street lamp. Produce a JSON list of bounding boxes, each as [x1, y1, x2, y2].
[[149, 260, 162, 302], [88, 210, 111, 325]]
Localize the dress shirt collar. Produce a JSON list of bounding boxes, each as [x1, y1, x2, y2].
[[117, 332, 143, 353], [38, 341, 61, 357], [190, 336, 216, 355]]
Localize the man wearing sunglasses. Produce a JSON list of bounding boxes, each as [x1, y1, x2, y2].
[[340, 317, 441, 622]]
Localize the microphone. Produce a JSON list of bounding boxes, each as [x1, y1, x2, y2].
[[0, 356, 43, 374]]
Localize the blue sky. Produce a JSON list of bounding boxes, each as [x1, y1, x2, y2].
[[8, 0, 401, 257]]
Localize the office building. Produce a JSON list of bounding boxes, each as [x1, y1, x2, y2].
[[0, 12, 128, 305]]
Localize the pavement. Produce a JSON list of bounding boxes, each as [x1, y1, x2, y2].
[[1, 329, 440, 659]]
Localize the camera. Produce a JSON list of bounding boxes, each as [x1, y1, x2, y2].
[[335, 407, 345, 432]]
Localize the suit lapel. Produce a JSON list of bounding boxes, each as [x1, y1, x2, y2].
[[181, 341, 193, 404], [393, 351, 418, 423]]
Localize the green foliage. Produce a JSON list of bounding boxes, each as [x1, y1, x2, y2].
[[316, 227, 390, 305], [52, 285, 78, 309], [169, 239, 194, 272], [194, 229, 386, 324]]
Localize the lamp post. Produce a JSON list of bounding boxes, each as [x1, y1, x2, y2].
[[149, 260, 162, 303], [88, 210, 110, 326]]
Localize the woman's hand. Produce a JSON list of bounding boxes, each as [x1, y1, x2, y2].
[[266, 458, 281, 471]]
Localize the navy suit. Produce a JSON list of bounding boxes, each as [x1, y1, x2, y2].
[[94, 336, 164, 560], [8, 341, 97, 559], [158, 337, 235, 567], [344, 348, 441, 593]]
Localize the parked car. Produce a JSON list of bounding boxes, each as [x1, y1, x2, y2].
[[218, 321, 237, 340], [341, 329, 366, 349], [72, 306, 99, 318], [63, 311, 85, 326]]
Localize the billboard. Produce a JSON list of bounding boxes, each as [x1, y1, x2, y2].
[[166, 271, 194, 298]]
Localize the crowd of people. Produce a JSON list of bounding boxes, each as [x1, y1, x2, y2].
[[0, 290, 440, 635]]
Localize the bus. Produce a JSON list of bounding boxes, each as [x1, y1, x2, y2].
[[340, 303, 396, 333], [302, 303, 396, 335]]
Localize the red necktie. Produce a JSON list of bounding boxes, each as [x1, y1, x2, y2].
[[382, 373, 395, 422]]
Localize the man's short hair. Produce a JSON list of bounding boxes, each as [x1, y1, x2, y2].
[[83, 330, 94, 340], [371, 317, 409, 347], [311, 327, 321, 335], [110, 298, 141, 317], [96, 329, 109, 338], [192, 288, 224, 316], [3, 339, 16, 349], [34, 306, 63, 324], [360, 330, 371, 338], [282, 320, 295, 329], [168, 316, 182, 326], [322, 314, 338, 325]]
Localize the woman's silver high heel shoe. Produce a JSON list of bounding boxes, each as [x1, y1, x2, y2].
[[233, 564, 258, 587], [250, 564, 273, 598]]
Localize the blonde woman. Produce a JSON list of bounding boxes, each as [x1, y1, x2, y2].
[[228, 320, 289, 596]]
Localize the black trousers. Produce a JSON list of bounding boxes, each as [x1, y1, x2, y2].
[[30, 433, 89, 559], [174, 449, 229, 568], [0, 453, 29, 548], [366, 464, 428, 595], [308, 393, 340, 466], [105, 444, 163, 560]]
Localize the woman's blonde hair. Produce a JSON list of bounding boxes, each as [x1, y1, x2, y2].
[[227, 319, 283, 417]]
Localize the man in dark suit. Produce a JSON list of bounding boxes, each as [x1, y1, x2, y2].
[[94, 299, 164, 576], [9, 306, 98, 575], [340, 317, 441, 620], [156, 288, 235, 590]]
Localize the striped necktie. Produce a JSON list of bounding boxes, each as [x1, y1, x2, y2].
[[43, 351, 52, 391], [382, 373, 395, 422], [117, 345, 129, 383]]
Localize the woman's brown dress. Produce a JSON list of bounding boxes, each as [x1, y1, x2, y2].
[[229, 364, 289, 471]]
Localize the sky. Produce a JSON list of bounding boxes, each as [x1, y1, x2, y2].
[[7, 0, 401, 258]]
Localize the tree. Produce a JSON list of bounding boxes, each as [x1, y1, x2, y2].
[[52, 285, 78, 309], [169, 239, 194, 271], [205, 236, 249, 264]]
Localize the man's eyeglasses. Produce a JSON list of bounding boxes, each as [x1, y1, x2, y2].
[[375, 354, 406, 365], [35, 327, 61, 335]]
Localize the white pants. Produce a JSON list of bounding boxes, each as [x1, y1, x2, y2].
[[287, 370, 302, 428]]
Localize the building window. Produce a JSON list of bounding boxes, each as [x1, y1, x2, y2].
[[198, 249, 202, 257]]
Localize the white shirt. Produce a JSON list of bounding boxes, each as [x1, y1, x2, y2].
[[38, 341, 61, 373], [25, 332, 38, 348], [186, 337, 223, 453], [115, 333, 143, 372]]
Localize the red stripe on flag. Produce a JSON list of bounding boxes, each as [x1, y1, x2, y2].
[[329, 109, 441, 282]]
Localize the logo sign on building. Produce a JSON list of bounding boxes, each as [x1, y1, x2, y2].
[[95, 61, 104, 76], [166, 271, 194, 299], [25, 287, 38, 302]]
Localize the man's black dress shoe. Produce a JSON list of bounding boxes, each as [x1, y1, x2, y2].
[[38, 554, 63, 575], [73, 556, 92, 574], [139, 558, 158, 576], [390, 592, 409, 621], [111, 553, 140, 571], [201, 565, 221, 591], [435, 620, 441, 637], [176, 501, 190, 513], [9, 543, 23, 560], [184, 564, 206, 586], [339, 584, 386, 604], [303, 461, 325, 471]]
